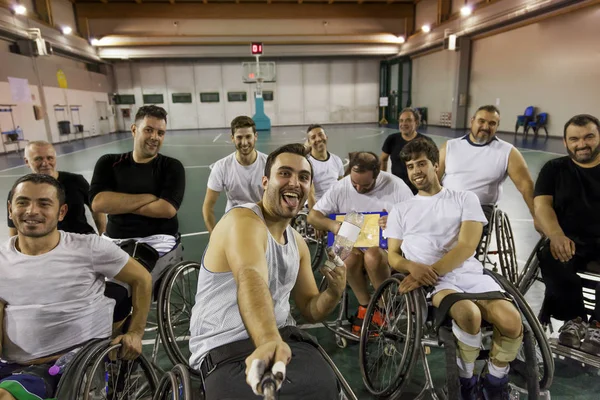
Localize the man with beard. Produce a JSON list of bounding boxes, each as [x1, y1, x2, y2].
[[202, 116, 267, 233], [534, 114, 600, 355], [7, 141, 105, 236], [305, 124, 345, 209], [189, 143, 346, 399], [0, 174, 151, 400], [307, 151, 413, 333], [387, 139, 523, 400], [380, 108, 436, 194], [90, 105, 185, 326], [438, 105, 535, 225]]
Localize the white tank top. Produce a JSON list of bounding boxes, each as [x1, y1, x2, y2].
[[442, 135, 513, 205], [188, 203, 299, 370]]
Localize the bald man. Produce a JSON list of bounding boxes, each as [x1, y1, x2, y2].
[[7, 141, 105, 236]]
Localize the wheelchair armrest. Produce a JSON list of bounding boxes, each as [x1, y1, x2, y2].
[[433, 291, 507, 331]]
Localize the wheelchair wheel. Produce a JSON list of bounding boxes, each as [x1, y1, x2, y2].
[[291, 212, 327, 270], [486, 270, 554, 392], [517, 238, 545, 295], [317, 276, 359, 345], [153, 364, 192, 400], [359, 275, 422, 398], [158, 261, 201, 366], [494, 210, 519, 284]]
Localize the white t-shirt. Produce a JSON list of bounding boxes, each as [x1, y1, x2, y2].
[[313, 171, 413, 215], [308, 152, 345, 201], [207, 151, 268, 212], [442, 136, 513, 205], [0, 231, 129, 363], [386, 187, 487, 275]]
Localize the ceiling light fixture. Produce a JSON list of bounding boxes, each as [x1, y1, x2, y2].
[[460, 6, 473, 16], [422, 24, 431, 33], [61, 26, 72, 35]]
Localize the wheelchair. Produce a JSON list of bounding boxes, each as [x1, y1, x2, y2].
[[155, 263, 359, 400], [54, 338, 159, 399], [517, 238, 600, 369], [476, 205, 519, 284], [291, 208, 328, 270], [359, 269, 554, 399]]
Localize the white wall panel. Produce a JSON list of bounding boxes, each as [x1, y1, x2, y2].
[[355, 60, 379, 122], [277, 63, 304, 126], [330, 61, 355, 123], [303, 62, 328, 124], [222, 63, 252, 124], [165, 63, 197, 130], [0, 83, 46, 144], [194, 63, 226, 129]]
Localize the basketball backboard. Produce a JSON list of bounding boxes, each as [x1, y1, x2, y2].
[[242, 62, 276, 83]]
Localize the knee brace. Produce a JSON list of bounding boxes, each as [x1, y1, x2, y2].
[[452, 320, 482, 364], [490, 325, 523, 363]]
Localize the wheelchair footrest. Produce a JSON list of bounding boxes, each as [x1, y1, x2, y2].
[[550, 338, 600, 369]]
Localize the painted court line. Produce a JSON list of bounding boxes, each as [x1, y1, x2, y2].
[[181, 231, 209, 238], [0, 164, 211, 178], [213, 133, 222, 142]]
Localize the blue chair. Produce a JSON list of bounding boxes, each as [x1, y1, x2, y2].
[[515, 106, 535, 135], [525, 112, 549, 138]]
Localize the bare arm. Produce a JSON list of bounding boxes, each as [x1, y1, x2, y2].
[[307, 209, 341, 234], [0, 299, 5, 357], [133, 199, 177, 219], [92, 211, 107, 235], [113, 258, 153, 337], [437, 141, 447, 180], [388, 238, 411, 273], [91, 192, 157, 215], [507, 148, 535, 218], [307, 184, 316, 210], [291, 231, 345, 322], [8, 227, 17, 237], [431, 221, 483, 276], [202, 189, 220, 233], [534, 195, 563, 238], [380, 152, 390, 172]]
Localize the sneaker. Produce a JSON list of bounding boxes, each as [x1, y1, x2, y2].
[[459, 375, 478, 400], [480, 367, 510, 400], [350, 305, 384, 334], [558, 317, 588, 348], [581, 320, 600, 356]]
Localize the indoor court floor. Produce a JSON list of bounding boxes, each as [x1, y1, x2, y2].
[[1, 124, 598, 399]]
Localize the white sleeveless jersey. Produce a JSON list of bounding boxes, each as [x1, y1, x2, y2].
[[442, 135, 513, 205], [188, 203, 299, 370]]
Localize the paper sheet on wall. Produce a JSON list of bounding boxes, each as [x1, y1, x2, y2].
[[8, 77, 32, 103]]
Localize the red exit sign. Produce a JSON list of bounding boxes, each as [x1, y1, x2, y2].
[[251, 42, 263, 55]]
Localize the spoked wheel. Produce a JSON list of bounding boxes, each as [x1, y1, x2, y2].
[[79, 344, 159, 400], [157, 261, 201, 366], [517, 238, 546, 295], [318, 276, 359, 347], [359, 275, 422, 398], [153, 364, 192, 400], [494, 210, 519, 284], [486, 270, 554, 393], [291, 212, 327, 270]]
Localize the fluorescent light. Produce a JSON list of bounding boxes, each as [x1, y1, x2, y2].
[[461, 6, 473, 16], [421, 24, 431, 33], [90, 38, 101, 46], [61, 26, 72, 35], [13, 5, 26, 15], [396, 36, 406, 44]]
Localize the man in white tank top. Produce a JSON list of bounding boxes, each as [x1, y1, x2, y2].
[[0, 174, 152, 400], [387, 139, 523, 399], [439, 105, 535, 223], [305, 124, 345, 209], [202, 116, 268, 233], [189, 143, 346, 399]]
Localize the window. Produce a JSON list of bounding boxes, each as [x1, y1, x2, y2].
[[227, 92, 247, 102], [262, 91, 274, 101], [200, 92, 220, 103], [172, 93, 192, 103], [114, 94, 135, 105], [143, 94, 164, 104]]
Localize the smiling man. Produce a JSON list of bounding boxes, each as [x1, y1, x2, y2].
[[202, 116, 267, 233], [534, 114, 600, 355], [438, 105, 535, 225], [190, 143, 345, 399]]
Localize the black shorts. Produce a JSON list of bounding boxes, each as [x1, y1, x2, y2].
[[105, 281, 132, 322]]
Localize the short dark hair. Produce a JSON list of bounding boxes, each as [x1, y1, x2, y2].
[[231, 116, 256, 135], [398, 108, 421, 126], [347, 151, 380, 179], [306, 124, 324, 134], [563, 114, 600, 139], [135, 105, 168, 125], [9, 173, 66, 206], [474, 105, 500, 117], [400, 138, 440, 165], [264, 143, 313, 181]]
